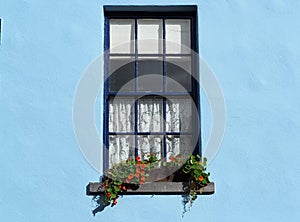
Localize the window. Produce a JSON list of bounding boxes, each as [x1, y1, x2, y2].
[[103, 6, 200, 178]]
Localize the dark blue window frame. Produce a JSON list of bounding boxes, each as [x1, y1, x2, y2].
[[103, 6, 201, 172]]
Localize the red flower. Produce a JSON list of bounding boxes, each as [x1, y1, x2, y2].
[[106, 192, 111, 198], [135, 173, 140, 178], [125, 178, 130, 183], [139, 181, 145, 185], [136, 168, 141, 173], [136, 162, 141, 166], [199, 176, 204, 181], [103, 183, 108, 188], [122, 186, 127, 191], [140, 163, 146, 169], [170, 156, 175, 162], [136, 156, 141, 161], [113, 198, 117, 205], [140, 170, 145, 175], [128, 174, 133, 179], [140, 176, 145, 181]]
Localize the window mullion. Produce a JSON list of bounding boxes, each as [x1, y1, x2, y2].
[[134, 18, 139, 158], [162, 18, 167, 160], [163, 18, 166, 93]]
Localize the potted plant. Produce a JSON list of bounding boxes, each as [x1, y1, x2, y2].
[[99, 153, 211, 210], [101, 154, 159, 206]]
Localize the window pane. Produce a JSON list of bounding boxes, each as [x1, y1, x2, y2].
[[109, 97, 135, 132], [138, 135, 163, 160], [166, 19, 191, 54], [138, 19, 163, 54], [166, 56, 192, 92], [166, 135, 192, 160], [110, 19, 135, 53], [166, 97, 192, 132], [138, 96, 163, 132], [109, 57, 135, 92], [109, 135, 135, 166], [138, 57, 163, 92]]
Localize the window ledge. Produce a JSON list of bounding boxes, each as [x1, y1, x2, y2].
[[86, 182, 214, 195]]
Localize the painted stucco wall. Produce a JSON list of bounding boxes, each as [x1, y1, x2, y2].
[[0, 0, 299, 221]]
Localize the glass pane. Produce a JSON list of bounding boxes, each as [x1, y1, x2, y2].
[[138, 96, 163, 132], [138, 19, 163, 54], [166, 56, 192, 92], [109, 135, 135, 166], [166, 135, 192, 161], [109, 57, 135, 92], [166, 97, 192, 132], [109, 97, 135, 132], [138, 135, 163, 160], [110, 19, 135, 53], [138, 57, 163, 92], [166, 19, 191, 54]]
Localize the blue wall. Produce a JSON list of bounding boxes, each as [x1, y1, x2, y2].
[[1, 0, 299, 221]]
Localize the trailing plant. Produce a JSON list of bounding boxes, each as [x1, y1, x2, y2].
[[182, 155, 210, 197], [102, 154, 159, 206], [180, 155, 210, 215]]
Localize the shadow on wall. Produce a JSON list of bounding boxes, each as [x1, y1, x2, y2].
[[91, 194, 109, 216], [85, 181, 110, 215]]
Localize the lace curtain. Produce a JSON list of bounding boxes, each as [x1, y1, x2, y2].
[[108, 97, 192, 166]]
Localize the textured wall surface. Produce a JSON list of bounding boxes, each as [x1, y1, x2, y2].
[[0, 0, 299, 221]]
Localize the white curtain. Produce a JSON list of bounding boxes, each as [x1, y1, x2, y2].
[[138, 135, 163, 160], [138, 97, 163, 132], [109, 97, 135, 132], [166, 97, 192, 132], [109, 97, 192, 166], [166, 135, 192, 161], [109, 135, 135, 166]]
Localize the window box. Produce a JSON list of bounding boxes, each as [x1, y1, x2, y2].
[[87, 154, 214, 198]]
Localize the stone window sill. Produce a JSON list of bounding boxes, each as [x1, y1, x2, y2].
[[86, 182, 215, 195]]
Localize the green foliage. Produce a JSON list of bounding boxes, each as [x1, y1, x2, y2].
[[180, 155, 210, 207], [99, 153, 211, 208], [102, 154, 158, 206]]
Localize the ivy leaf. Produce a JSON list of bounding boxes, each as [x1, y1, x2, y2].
[[203, 157, 207, 166], [111, 193, 117, 199], [114, 181, 122, 185]]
